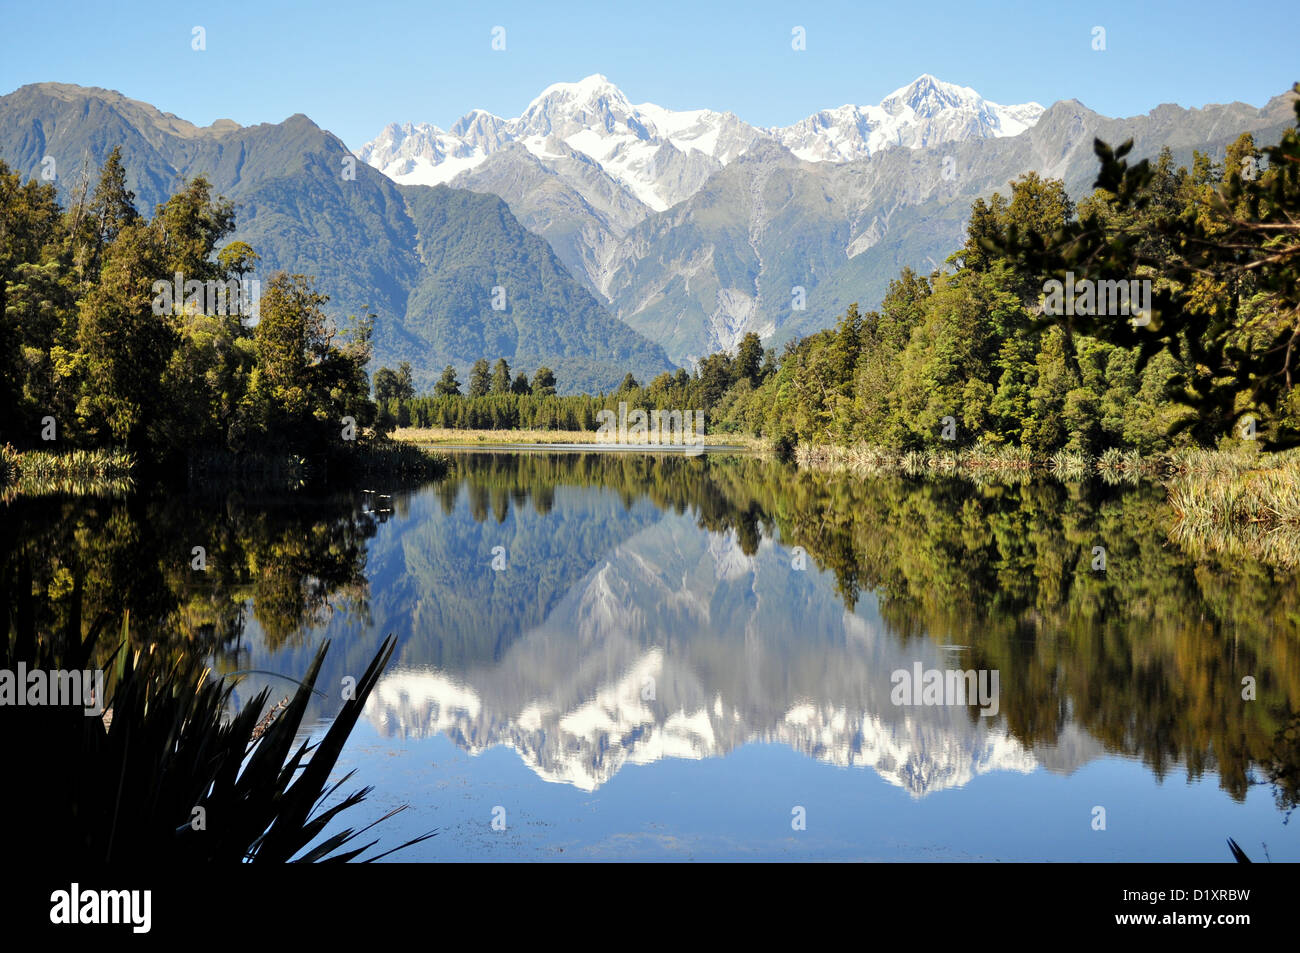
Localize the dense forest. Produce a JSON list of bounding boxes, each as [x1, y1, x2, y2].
[[0, 147, 380, 465]]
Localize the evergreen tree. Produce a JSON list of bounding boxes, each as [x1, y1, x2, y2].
[[435, 364, 462, 397], [216, 240, 259, 284], [248, 273, 332, 444], [373, 367, 400, 402], [734, 332, 764, 386], [492, 358, 511, 394], [396, 361, 415, 399], [74, 146, 139, 280], [0, 161, 64, 442], [468, 358, 490, 398], [532, 366, 557, 396]]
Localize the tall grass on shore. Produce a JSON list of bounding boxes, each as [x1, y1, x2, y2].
[[796, 439, 1300, 567], [0, 445, 134, 501], [1169, 458, 1300, 568], [2, 443, 446, 497], [795, 441, 1266, 485], [339, 441, 449, 480], [799, 442, 1056, 484]]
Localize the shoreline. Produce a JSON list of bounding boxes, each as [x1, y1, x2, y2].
[[390, 426, 763, 451]]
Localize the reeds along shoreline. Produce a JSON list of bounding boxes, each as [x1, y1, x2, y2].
[[1168, 459, 1300, 567], [794, 442, 1276, 484], [0, 445, 135, 501], [795, 441, 1300, 567], [3, 442, 449, 499]]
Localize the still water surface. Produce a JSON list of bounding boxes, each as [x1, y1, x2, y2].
[[9, 451, 1297, 860]]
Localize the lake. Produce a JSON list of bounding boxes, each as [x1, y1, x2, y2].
[[6, 451, 1297, 860]]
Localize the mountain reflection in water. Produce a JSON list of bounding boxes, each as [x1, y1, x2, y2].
[[5, 451, 1297, 857]]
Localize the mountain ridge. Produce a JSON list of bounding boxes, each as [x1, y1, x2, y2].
[[358, 72, 1046, 212], [358, 74, 1294, 364]]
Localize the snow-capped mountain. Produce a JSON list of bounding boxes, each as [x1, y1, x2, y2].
[[769, 74, 1044, 162], [359, 515, 1088, 795], [360, 74, 763, 211], [363, 658, 1041, 795], [358, 73, 1042, 212]]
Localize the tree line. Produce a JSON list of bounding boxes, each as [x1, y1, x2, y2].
[[11, 89, 1296, 460], [370, 331, 772, 432]]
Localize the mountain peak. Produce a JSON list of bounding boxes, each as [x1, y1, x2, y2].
[[882, 75, 979, 116], [528, 74, 625, 108], [900, 73, 945, 93]]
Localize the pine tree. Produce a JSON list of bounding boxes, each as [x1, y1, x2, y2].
[[74, 146, 139, 280], [532, 366, 557, 396], [468, 358, 490, 398], [492, 358, 511, 394], [435, 364, 462, 397]]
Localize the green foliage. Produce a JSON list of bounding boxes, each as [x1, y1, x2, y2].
[[0, 446, 133, 501], [531, 366, 557, 397], [385, 334, 779, 437], [987, 87, 1300, 448], [467, 358, 491, 398], [734, 331, 764, 387], [491, 358, 511, 394], [373, 362, 415, 403], [0, 154, 380, 462], [216, 239, 258, 279], [434, 364, 461, 397]]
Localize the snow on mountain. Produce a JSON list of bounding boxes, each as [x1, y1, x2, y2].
[[359, 119, 496, 185], [769, 74, 1045, 162], [363, 658, 1039, 794], [358, 73, 1043, 211], [360, 517, 1051, 795], [359, 74, 762, 211]]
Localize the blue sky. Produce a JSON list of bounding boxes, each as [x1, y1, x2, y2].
[[1, 0, 1295, 149]]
